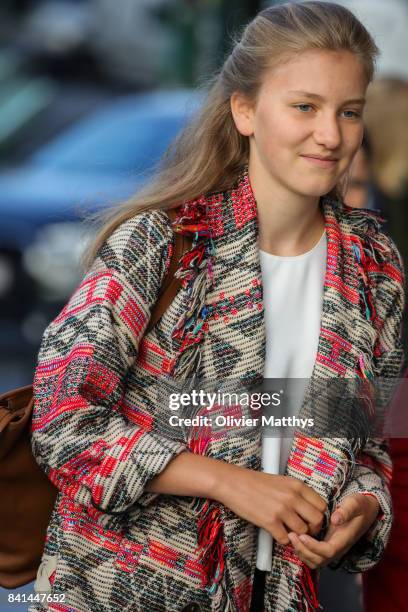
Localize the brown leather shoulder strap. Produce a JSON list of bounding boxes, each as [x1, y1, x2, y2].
[[146, 208, 192, 334]]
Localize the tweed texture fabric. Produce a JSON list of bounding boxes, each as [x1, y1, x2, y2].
[[29, 169, 404, 612]]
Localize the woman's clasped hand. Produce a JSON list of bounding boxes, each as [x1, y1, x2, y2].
[[214, 464, 380, 569], [288, 492, 380, 569], [214, 465, 327, 545]]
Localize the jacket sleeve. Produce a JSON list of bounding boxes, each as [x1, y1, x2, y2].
[[331, 234, 405, 572], [31, 210, 187, 515]]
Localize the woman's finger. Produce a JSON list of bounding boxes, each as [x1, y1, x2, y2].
[[331, 494, 363, 525], [282, 510, 310, 536], [298, 533, 338, 560], [294, 498, 325, 535], [288, 532, 325, 569], [299, 517, 364, 563], [266, 520, 292, 546], [297, 482, 328, 514]]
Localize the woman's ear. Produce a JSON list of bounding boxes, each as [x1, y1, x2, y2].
[[230, 92, 255, 137]]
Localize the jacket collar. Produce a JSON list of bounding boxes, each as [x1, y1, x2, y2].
[[201, 168, 377, 380], [174, 167, 380, 385]]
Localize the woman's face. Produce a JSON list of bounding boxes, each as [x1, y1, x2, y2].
[[231, 49, 368, 198]]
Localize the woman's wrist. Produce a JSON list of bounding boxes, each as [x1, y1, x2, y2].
[[145, 450, 238, 500], [211, 460, 244, 504]]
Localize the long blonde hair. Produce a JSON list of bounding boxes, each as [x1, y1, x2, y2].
[[83, 1, 379, 269]]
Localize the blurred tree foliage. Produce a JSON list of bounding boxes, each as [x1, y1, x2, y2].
[[0, 0, 270, 89], [151, 0, 262, 86]]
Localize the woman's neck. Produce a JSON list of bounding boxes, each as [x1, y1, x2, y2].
[[248, 162, 326, 257]]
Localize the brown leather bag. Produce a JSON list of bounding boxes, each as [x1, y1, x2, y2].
[[0, 209, 191, 589]]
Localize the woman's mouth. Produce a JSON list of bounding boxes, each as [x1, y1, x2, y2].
[[300, 155, 338, 169]]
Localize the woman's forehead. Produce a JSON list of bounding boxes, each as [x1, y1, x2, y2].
[[261, 49, 368, 98]]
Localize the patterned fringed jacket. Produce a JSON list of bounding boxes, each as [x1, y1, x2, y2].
[[30, 170, 404, 612]]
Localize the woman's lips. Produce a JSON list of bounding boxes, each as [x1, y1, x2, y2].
[[301, 155, 338, 169]]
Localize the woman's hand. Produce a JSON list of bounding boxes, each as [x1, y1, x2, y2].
[[214, 465, 327, 545], [146, 452, 327, 546], [287, 493, 380, 568]]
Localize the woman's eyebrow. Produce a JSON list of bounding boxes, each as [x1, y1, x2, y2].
[[287, 90, 366, 105]]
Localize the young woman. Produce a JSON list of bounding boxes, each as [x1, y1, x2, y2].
[[29, 2, 404, 611]]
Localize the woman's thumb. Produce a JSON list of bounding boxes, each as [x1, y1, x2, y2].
[[331, 494, 361, 525]]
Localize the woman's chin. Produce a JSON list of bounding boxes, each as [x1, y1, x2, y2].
[[294, 184, 337, 198]]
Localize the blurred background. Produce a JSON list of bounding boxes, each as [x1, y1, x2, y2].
[[0, 1, 407, 611]]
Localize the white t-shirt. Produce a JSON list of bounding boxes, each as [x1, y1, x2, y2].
[[256, 230, 327, 571]]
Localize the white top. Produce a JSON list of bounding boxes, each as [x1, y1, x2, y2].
[[256, 230, 327, 571]]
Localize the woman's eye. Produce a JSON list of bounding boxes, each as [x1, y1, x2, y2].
[[295, 104, 313, 112], [293, 105, 361, 119], [342, 110, 361, 119]]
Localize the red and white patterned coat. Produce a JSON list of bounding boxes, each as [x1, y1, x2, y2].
[[30, 170, 404, 611]]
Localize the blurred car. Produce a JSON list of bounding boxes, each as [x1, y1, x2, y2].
[[0, 88, 201, 356]]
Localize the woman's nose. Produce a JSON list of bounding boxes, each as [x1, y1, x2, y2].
[[313, 113, 342, 150]]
